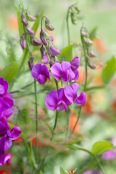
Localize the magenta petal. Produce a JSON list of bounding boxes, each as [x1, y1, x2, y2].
[[42, 53, 49, 64], [64, 85, 75, 104], [10, 127, 22, 141], [73, 69, 79, 80], [61, 62, 70, 72], [4, 92, 14, 107], [31, 64, 42, 79], [0, 117, 9, 135], [37, 74, 47, 84], [2, 108, 13, 118], [67, 68, 75, 82], [70, 57, 80, 71], [75, 92, 86, 106], [0, 84, 5, 96], [56, 100, 68, 112], [51, 63, 63, 81], [71, 83, 79, 95], [0, 153, 11, 166], [102, 150, 116, 160], [45, 90, 58, 111], [42, 64, 50, 80], [0, 136, 12, 156]]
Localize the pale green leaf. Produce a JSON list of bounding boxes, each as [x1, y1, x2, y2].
[[57, 45, 73, 61]]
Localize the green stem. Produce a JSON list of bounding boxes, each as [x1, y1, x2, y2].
[[94, 156, 105, 174], [34, 79, 38, 152], [55, 79, 59, 91], [66, 8, 70, 45], [66, 108, 71, 138], [86, 86, 105, 91]]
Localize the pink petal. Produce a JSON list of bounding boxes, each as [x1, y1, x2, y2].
[[45, 90, 58, 111]]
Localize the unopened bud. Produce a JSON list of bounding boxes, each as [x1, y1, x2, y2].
[[71, 13, 78, 25], [40, 29, 48, 45], [42, 53, 49, 64], [31, 35, 42, 46], [28, 53, 34, 70], [45, 17, 54, 31], [88, 47, 97, 57], [26, 10, 37, 21], [21, 12, 28, 26], [84, 37, 93, 45], [40, 45, 46, 56], [87, 57, 96, 69], [48, 46, 61, 57], [26, 26, 35, 35], [20, 34, 26, 49]]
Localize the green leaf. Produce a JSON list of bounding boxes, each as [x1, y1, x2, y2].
[[40, 171, 43, 174], [102, 56, 116, 85], [32, 10, 44, 32], [60, 167, 67, 174], [0, 62, 19, 84], [16, 7, 24, 37], [57, 45, 73, 61], [92, 140, 113, 155]]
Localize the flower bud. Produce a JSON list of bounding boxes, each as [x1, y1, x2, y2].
[[28, 53, 34, 70], [88, 47, 97, 57], [26, 26, 35, 35], [20, 34, 26, 49], [40, 29, 48, 45], [42, 53, 49, 64], [21, 12, 28, 26], [84, 37, 93, 45], [40, 45, 46, 56], [31, 35, 42, 46], [71, 13, 78, 25], [47, 46, 61, 56], [87, 57, 96, 69], [45, 18, 54, 31], [26, 10, 37, 21]]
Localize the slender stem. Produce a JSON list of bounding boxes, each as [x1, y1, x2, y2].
[[66, 108, 71, 138], [71, 106, 82, 134], [11, 81, 34, 94], [86, 86, 105, 91], [94, 156, 105, 174], [55, 79, 59, 91], [66, 8, 70, 45], [34, 79, 38, 151]]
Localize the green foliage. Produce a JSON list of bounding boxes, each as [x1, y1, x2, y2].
[[102, 56, 116, 85], [17, 108, 30, 125], [0, 62, 19, 84], [92, 140, 113, 155], [60, 167, 67, 174], [57, 45, 73, 61], [16, 7, 24, 37], [32, 10, 44, 32]]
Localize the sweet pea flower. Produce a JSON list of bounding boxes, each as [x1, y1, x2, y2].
[[102, 149, 116, 160], [64, 83, 86, 106], [45, 88, 71, 112], [51, 57, 80, 83], [31, 63, 50, 84], [0, 153, 11, 166], [0, 127, 21, 156], [83, 171, 101, 174], [0, 117, 10, 136], [0, 78, 8, 97]]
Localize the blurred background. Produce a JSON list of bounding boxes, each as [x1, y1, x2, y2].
[[0, 0, 116, 174]]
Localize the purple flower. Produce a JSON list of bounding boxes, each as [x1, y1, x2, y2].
[[45, 88, 70, 112], [0, 98, 12, 118], [26, 27, 35, 35], [0, 153, 11, 166], [51, 61, 79, 83], [83, 171, 101, 174], [0, 117, 10, 136], [31, 36, 42, 46], [70, 57, 80, 71], [0, 126, 21, 156], [102, 149, 116, 160], [48, 46, 61, 56], [31, 63, 50, 84], [0, 78, 8, 97], [64, 83, 86, 106], [40, 46, 49, 64], [21, 12, 28, 26]]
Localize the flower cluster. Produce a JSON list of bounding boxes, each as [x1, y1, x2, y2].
[[0, 78, 21, 166], [80, 27, 97, 69]]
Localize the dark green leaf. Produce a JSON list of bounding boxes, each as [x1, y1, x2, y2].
[[0, 62, 19, 84], [57, 45, 73, 61], [102, 56, 116, 85], [32, 10, 44, 33], [92, 140, 113, 155]]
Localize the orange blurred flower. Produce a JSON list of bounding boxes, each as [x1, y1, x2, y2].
[[31, 138, 45, 147], [82, 94, 94, 114], [69, 110, 81, 134], [93, 38, 107, 53], [8, 15, 18, 31]]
